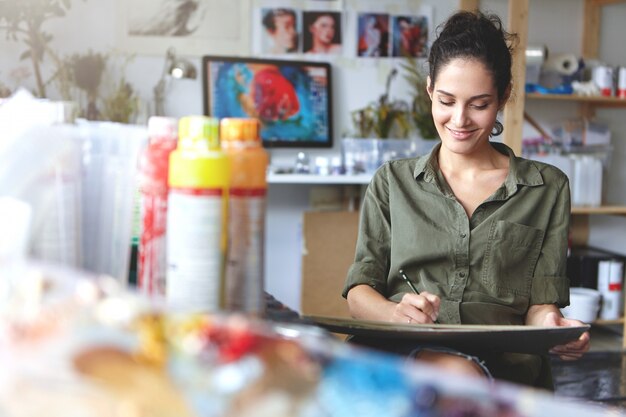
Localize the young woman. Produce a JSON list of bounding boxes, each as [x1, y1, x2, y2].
[[343, 10, 589, 389]]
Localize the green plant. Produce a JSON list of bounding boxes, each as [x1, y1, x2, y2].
[[400, 56, 438, 139], [101, 78, 139, 124], [350, 68, 411, 139], [0, 0, 84, 98]]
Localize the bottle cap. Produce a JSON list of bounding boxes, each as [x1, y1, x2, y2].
[[148, 116, 178, 140], [220, 118, 261, 143], [178, 116, 220, 149]]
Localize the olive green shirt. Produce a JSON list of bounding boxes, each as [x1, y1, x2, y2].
[[343, 142, 571, 326]]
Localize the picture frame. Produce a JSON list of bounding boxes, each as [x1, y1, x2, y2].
[[116, 0, 251, 56], [202, 55, 334, 148]]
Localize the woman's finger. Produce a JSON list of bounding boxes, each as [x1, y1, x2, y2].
[[405, 308, 435, 324], [402, 293, 439, 322]]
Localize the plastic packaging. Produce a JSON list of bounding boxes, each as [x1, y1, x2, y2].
[[78, 121, 148, 283], [138, 116, 178, 296], [221, 118, 269, 315], [598, 259, 624, 320], [0, 92, 83, 268], [166, 116, 230, 313]]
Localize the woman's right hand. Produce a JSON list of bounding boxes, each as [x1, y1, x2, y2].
[[392, 292, 441, 324]]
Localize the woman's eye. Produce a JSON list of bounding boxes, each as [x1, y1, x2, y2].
[[438, 100, 453, 106], [471, 103, 489, 110]]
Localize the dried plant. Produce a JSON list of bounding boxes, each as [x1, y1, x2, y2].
[[400, 56, 438, 139], [0, 0, 84, 97], [350, 68, 411, 139], [69, 50, 106, 120], [0, 78, 11, 98], [101, 78, 139, 124]]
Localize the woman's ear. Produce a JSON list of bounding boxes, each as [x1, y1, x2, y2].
[[426, 76, 433, 100]]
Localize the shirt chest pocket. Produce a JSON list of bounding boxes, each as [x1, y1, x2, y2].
[[481, 220, 545, 297]]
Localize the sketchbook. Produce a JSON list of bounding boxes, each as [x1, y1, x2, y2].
[[303, 315, 590, 354]]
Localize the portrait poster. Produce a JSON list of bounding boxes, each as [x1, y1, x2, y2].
[[251, 0, 345, 57], [391, 15, 429, 58], [302, 11, 343, 55], [258, 7, 302, 54], [356, 13, 390, 57], [117, 0, 250, 56]]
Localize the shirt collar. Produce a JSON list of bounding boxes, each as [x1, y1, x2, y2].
[[413, 141, 544, 197], [413, 142, 440, 183]]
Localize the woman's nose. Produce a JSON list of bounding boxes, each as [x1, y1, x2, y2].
[[452, 106, 468, 126]]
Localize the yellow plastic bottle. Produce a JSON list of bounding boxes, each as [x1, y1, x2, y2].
[[166, 116, 230, 312], [221, 118, 269, 315]]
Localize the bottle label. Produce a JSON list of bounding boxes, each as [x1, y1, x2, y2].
[[225, 188, 267, 313], [166, 187, 226, 312]]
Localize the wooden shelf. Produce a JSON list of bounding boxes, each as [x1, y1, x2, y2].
[[268, 173, 372, 185], [526, 92, 626, 108], [593, 318, 624, 326], [571, 206, 626, 215]]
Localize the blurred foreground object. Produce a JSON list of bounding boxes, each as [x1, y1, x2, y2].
[[0, 262, 618, 417]]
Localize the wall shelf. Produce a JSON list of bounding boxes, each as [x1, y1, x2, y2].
[[526, 92, 626, 108], [594, 318, 624, 326], [268, 175, 626, 216], [268, 173, 372, 185], [572, 206, 626, 215]]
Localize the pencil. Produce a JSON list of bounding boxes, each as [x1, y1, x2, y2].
[[398, 269, 419, 294]]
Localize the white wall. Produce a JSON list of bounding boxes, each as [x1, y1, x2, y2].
[[0, 0, 460, 161]]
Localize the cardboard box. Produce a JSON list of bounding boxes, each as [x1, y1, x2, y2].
[[301, 211, 360, 319]]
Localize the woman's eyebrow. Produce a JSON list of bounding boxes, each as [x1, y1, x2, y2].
[[435, 90, 493, 100]]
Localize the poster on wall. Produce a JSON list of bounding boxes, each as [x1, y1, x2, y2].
[[117, 0, 251, 56], [356, 13, 389, 57], [391, 15, 429, 58], [302, 11, 342, 55], [341, 2, 432, 62], [252, 0, 345, 58], [259, 7, 302, 54]]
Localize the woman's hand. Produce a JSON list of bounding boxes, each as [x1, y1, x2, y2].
[[543, 311, 590, 360], [526, 304, 590, 361], [392, 292, 440, 324]]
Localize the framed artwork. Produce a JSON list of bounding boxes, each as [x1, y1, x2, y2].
[[356, 13, 390, 57], [302, 11, 342, 55], [202, 55, 334, 148], [117, 0, 251, 56], [391, 15, 429, 58], [258, 7, 301, 54]]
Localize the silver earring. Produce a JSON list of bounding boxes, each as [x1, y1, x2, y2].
[[491, 120, 503, 136]]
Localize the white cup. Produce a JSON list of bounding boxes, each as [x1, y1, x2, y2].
[[561, 287, 601, 323]]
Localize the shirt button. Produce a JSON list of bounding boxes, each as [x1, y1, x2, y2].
[[459, 272, 466, 277], [460, 233, 467, 238]]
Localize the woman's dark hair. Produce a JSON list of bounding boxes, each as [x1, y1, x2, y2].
[[262, 8, 296, 32], [427, 10, 517, 102]]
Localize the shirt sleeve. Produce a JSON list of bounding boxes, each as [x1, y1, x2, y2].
[[529, 175, 571, 307], [342, 165, 392, 298]]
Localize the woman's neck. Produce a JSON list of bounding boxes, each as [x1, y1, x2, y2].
[[311, 41, 330, 53], [437, 142, 508, 175]]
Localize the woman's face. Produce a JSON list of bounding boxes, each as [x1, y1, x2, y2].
[[310, 15, 335, 44], [427, 58, 506, 155], [273, 14, 297, 51]]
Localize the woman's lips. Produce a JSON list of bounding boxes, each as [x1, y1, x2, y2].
[[447, 127, 475, 140]]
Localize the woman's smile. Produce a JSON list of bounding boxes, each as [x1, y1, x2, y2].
[[446, 127, 477, 140]]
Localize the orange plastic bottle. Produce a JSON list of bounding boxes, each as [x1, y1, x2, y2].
[[220, 118, 269, 315]]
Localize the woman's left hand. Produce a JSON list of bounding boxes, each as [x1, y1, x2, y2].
[[542, 311, 590, 361]]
